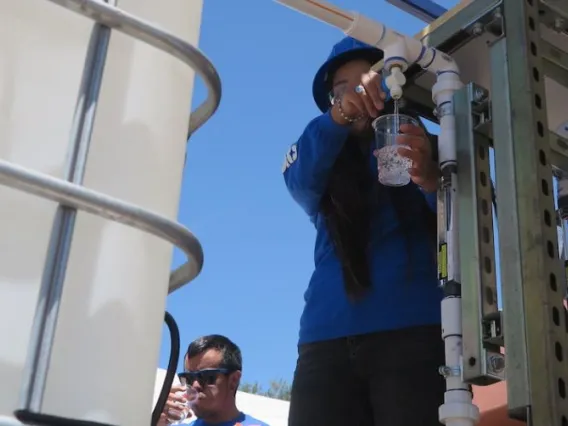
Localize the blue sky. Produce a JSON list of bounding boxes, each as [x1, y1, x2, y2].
[[158, 0, 463, 388]]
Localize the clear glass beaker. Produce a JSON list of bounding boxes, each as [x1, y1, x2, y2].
[[372, 114, 418, 187]]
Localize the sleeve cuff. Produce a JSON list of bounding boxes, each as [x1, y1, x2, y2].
[[420, 187, 437, 212], [318, 110, 351, 142]]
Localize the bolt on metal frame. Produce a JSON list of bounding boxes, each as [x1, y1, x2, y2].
[[0, 0, 221, 418], [401, 0, 568, 424]]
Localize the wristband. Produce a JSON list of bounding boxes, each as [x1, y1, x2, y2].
[[337, 99, 363, 123]]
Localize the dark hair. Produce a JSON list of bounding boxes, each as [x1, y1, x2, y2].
[[319, 122, 437, 300], [186, 334, 242, 372]]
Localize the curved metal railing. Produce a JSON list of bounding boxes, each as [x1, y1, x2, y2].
[[46, 0, 222, 138], [0, 160, 205, 285]]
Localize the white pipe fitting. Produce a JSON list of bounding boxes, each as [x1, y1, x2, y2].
[[433, 73, 463, 167], [438, 114, 457, 167], [385, 66, 406, 100], [345, 13, 459, 76], [440, 297, 479, 426], [346, 10, 464, 164], [274, 0, 355, 31]]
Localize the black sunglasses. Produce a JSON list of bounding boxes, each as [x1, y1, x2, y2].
[[179, 368, 235, 387]]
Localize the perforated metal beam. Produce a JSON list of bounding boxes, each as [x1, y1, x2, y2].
[[491, 0, 568, 423], [454, 83, 503, 387]]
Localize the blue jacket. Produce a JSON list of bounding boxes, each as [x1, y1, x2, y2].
[[189, 412, 268, 426], [283, 111, 443, 345]]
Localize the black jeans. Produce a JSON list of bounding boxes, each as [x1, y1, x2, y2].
[[288, 325, 445, 426]]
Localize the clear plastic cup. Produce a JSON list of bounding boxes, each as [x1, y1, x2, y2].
[[167, 375, 198, 424], [372, 114, 418, 187]]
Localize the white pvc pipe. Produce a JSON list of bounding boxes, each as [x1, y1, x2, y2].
[[0, 1, 203, 425], [275, 0, 355, 31], [345, 13, 459, 75], [274, 0, 462, 163], [440, 297, 479, 426], [276, 0, 459, 75], [438, 112, 458, 173]]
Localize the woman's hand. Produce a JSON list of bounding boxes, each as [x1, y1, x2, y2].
[[396, 124, 439, 193], [331, 70, 387, 125]]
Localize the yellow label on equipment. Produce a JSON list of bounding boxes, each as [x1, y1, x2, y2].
[[438, 243, 448, 280]]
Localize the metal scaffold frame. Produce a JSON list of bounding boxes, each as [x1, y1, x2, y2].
[[492, 0, 567, 422], [401, 0, 568, 423], [1, 0, 221, 421]]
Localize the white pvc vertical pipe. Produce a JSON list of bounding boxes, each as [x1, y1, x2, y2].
[[0, 1, 203, 424]]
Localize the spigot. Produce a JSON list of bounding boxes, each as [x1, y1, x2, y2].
[[385, 66, 406, 100]]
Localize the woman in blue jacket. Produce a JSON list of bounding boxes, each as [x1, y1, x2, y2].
[[283, 37, 445, 425]]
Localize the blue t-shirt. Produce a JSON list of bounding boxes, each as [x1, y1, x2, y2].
[[189, 412, 268, 426], [283, 111, 443, 345]]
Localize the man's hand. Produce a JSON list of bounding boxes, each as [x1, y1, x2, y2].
[[156, 384, 192, 426], [331, 70, 387, 125], [396, 124, 439, 193], [156, 412, 169, 426]]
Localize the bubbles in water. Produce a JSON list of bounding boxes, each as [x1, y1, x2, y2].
[[372, 101, 413, 186], [376, 145, 411, 186]]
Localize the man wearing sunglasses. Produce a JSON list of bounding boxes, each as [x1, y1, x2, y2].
[[164, 334, 269, 426]]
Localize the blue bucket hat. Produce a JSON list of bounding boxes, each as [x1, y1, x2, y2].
[[312, 37, 384, 113]]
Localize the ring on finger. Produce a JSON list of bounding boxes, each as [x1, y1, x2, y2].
[[355, 85, 366, 94]]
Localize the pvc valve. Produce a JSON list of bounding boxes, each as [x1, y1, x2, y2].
[[390, 85, 403, 100], [385, 66, 406, 100]]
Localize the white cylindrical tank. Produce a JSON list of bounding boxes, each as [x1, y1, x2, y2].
[[0, 0, 203, 425]]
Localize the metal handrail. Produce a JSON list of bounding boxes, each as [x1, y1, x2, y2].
[[0, 159, 204, 288], [47, 0, 222, 137]]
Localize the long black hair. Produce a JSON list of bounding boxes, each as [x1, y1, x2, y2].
[[319, 115, 438, 300]]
